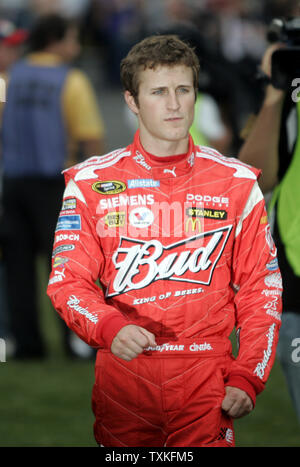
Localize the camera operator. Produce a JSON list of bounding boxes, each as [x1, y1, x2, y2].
[[239, 19, 300, 424]]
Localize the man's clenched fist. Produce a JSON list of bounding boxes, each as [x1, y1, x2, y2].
[[222, 386, 253, 418], [111, 325, 157, 361]]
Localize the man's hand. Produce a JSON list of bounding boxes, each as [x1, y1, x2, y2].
[[221, 386, 253, 419], [261, 43, 285, 105], [111, 325, 157, 361]]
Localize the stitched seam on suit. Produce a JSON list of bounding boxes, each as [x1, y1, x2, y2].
[[100, 389, 168, 434]]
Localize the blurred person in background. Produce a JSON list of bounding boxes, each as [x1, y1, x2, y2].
[[88, 0, 145, 86], [1, 13, 106, 360], [29, 0, 91, 23], [195, 0, 268, 152], [239, 35, 300, 423], [0, 19, 27, 80], [0, 19, 28, 354]]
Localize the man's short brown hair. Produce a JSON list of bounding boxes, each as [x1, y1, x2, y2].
[[120, 34, 200, 102]]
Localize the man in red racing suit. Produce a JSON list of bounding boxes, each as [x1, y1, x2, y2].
[[47, 35, 282, 447]]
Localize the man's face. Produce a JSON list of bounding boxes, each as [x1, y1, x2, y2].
[[125, 64, 196, 151], [0, 43, 22, 72], [57, 27, 81, 62]]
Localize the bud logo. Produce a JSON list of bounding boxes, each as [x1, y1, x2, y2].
[[107, 225, 232, 297]]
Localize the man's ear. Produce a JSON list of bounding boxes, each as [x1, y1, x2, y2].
[[124, 90, 139, 115]]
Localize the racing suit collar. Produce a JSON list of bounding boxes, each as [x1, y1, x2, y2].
[[132, 130, 196, 179]]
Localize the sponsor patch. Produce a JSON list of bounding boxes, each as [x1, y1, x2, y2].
[[92, 180, 126, 195], [264, 272, 282, 289], [254, 323, 276, 379], [53, 256, 69, 268], [265, 224, 277, 257], [52, 244, 75, 258], [266, 258, 279, 271], [186, 193, 229, 206], [98, 194, 154, 210], [48, 274, 64, 285], [104, 211, 126, 228], [56, 215, 81, 231], [185, 217, 202, 233], [129, 207, 154, 229], [107, 225, 233, 297], [133, 151, 152, 171], [67, 295, 98, 324], [143, 342, 213, 353], [127, 179, 160, 189], [55, 233, 80, 243], [260, 215, 268, 224], [186, 207, 227, 220], [62, 198, 77, 211]]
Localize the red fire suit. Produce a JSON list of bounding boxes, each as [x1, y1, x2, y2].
[[47, 130, 282, 447]]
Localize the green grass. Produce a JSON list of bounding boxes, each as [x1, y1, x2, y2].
[[0, 257, 299, 447], [235, 358, 300, 447], [0, 358, 95, 446], [0, 258, 96, 447]]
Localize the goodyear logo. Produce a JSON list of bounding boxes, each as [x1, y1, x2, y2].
[[104, 211, 126, 228], [92, 180, 126, 195], [186, 207, 227, 220]]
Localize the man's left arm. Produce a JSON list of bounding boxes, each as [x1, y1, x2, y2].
[[62, 69, 107, 165], [223, 181, 282, 417]]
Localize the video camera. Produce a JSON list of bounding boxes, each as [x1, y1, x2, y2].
[[267, 17, 300, 89]]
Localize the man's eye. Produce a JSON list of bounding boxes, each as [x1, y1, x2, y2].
[[178, 87, 189, 93], [152, 89, 164, 95]]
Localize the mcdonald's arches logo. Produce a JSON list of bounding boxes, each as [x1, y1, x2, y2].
[[185, 217, 202, 233]]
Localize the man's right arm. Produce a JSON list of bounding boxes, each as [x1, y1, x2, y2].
[[47, 176, 155, 356], [238, 45, 285, 193]]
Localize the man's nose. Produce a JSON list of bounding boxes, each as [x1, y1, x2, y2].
[[166, 90, 180, 110]]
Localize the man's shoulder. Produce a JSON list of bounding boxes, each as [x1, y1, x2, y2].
[[63, 147, 132, 182], [194, 144, 260, 181]]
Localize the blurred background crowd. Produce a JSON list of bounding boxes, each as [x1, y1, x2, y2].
[[1, 0, 300, 153], [0, 0, 300, 446]]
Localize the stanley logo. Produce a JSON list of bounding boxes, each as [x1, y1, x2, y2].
[[186, 207, 227, 220]]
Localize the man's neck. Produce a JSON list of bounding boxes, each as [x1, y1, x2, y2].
[[139, 133, 189, 158]]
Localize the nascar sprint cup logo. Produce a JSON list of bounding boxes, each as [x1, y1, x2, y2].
[[107, 225, 232, 297]]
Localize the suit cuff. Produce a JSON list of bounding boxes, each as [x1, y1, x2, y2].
[[225, 371, 265, 407], [96, 312, 133, 350]]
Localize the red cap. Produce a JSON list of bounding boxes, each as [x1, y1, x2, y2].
[[0, 20, 28, 47]]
